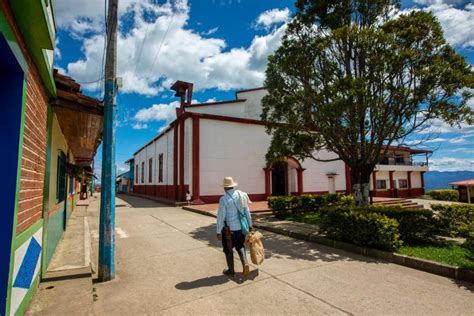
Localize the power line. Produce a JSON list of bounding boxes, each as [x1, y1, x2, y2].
[[96, 0, 109, 95], [77, 76, 104, 85], [131, 19, 151, 79], [149, 13, 174, 77]]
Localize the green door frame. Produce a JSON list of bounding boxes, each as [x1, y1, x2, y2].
[[1, 10, 29, 315]]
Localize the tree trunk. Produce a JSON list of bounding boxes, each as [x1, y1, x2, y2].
[[351, 167, 373, 206]]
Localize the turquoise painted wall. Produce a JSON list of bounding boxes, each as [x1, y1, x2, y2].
[[44, 204, 64, 269]]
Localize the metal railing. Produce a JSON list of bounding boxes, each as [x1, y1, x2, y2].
[[378, 158, 428, 166]]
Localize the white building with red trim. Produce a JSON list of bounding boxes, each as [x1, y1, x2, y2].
[[132, 81, 430, 204]]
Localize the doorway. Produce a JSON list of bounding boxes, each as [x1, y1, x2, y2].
[[0, 34, 25, 313], [272, 162, 288, 196], [328, 177, 336, 194]]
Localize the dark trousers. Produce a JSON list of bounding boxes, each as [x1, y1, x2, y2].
[[221, 229, 245, 254]]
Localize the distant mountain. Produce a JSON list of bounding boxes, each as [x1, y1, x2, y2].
[[424, 171, 474, 191]]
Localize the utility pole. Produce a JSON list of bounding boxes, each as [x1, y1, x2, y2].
[[99, 0, 118, 282]]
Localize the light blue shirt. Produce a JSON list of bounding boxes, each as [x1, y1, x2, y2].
[[216, 189, 253, 233]]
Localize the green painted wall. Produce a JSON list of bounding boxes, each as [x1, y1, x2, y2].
[[9, 0, 56, 96], [44, 204, 64, 268]]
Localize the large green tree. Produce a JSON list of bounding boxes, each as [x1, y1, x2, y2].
[[262, 0, 474, 205]]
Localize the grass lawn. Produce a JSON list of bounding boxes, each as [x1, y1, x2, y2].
[[399, 242, 474, 268], [284, 213, 474, 269], [285, 213, 322, 226]]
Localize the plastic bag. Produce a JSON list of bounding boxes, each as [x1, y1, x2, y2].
[[245, 231, 265, 265]]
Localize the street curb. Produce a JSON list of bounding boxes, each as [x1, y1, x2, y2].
[[180, 206, 474, 284], [182, 206, 217, 217], [254, 222, 474, 284]]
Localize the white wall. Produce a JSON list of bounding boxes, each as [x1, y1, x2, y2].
[[393, 171, 409, 188], [199, 119, 271, 196], [372, 170, 390, 190], [134, 129, 175, 186], [199, 119, 347, 196], [411, 172, 422, 188], [300, 150, 346, 193], [188, 102, 247, 118], [187, 89, 268, 121], [185, 119, 192, 191], [369, 171, 422, 190], [154, 132, 172, 185], [239, 89, 267, 120]]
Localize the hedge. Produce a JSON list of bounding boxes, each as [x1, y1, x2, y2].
[[319, 206, 402, 251], [428, 190, 459, 202], [464, 227, 474, 251], [267, 196, 295, 219], [268, 193, 354, 218], [432, 204, 474, 237], [367, 206, 439, 242]]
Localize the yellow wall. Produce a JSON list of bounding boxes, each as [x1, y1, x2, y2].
[[48, 112, 75, 209]]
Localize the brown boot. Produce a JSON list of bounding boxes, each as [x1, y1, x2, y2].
[[238, 248, 250, 276]]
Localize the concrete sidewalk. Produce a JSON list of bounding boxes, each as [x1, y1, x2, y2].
[[86, 194, 473, 315], [26, 201, 94, 315]]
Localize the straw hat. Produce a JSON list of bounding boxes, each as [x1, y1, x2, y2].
[[223, 177, 238, 188]]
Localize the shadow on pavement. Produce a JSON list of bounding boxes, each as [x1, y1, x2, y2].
[[175, 270, 259, 290], [453, 278, 474, 293], [117, 194, 172, 208], [188, 223, 373, 264]]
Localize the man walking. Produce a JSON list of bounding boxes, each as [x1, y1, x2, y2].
[[216, 177, 252, 277]]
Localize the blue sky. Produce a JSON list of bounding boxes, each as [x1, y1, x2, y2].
[[52, 0, 474, 176]]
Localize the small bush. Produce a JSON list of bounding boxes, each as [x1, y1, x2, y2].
[[464, 231, 474, 252], [294, 194, 316, 214], [432, 204, 474, 237], [267, 196, 294, 219], [319, 206, 402, 251], [268, 193, 354, 217], [428, 190, 459, 202], [368, 206, 439, 242]]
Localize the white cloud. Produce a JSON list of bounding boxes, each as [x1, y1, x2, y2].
[[429, 157, 474, 171], [417, 118, 474, 134], [61, 2, 288, 95], [414, 1, 466, 5], [54, 38, 61, 60], [427, 3, 474, 48], [117, 163, 129, 174], [255, 8, 290, 29], [134, 100, 180, 123], [406, 2, 474, 49], [132, 123, 149, 130], [451, 147, 474, 154], [202, 27, 219, 36]]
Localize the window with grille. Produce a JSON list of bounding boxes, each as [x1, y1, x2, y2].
[[56, 150, 67, 203], [135, 165, 138, 184], [149, 158, 153, 183], [399, 179, 408, 188], [376, 180, 387, 190], [158, 154, 163, 183]]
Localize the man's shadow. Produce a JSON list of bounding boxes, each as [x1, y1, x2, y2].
[[175, 269, 259, 290]]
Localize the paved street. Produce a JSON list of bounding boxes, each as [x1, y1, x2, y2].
[[88, 194, 474, 315]]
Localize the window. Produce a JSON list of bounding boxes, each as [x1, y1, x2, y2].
[[158, 154, 163, 183], [56, 151, 67, 202], [135, 165, 138, 184], [399, 179, 408, 189], [148, 158, 153, 183], [376, 180, 387, 190], [141, 162, 144, 183]]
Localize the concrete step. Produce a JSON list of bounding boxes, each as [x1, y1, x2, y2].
[[374, 199, 425, 209], [375, 199, 410, 205]]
